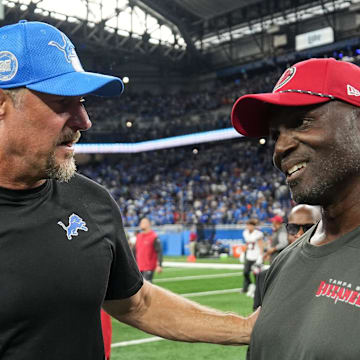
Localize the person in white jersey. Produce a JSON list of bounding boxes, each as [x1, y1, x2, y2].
[[242, 219, 264, 296]]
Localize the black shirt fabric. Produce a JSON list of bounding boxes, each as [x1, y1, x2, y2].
[[0, 173, 143, 359], [249, 225, 360, 359]]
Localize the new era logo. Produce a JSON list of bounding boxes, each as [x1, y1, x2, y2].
[[347, 84, 360, 97]]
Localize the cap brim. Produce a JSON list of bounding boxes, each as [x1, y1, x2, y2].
[[231, 92, 331, 137], [26, 71, 124, 97]]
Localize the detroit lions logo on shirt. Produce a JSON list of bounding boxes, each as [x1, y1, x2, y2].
[[58, 213, 88, 240], [48, 33, 83, 71]]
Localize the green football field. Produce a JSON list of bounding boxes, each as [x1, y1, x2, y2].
[[110, 256, 253, 360]]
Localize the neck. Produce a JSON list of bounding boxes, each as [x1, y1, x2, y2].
[[0, 154, 46, 190], [0, 173, 46, 190], [313, 181, 360, 245]]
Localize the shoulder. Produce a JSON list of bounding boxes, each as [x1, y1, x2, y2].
[[267, 237, 303, 275], [54, 173, 118, 214], [72, 173, 109, 193], [56, 173, 112, 200]]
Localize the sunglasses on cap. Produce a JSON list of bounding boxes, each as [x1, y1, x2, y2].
[[286, 223, 314, 235]]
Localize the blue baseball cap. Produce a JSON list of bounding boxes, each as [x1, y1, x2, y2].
[[0, 20, 124, 96]]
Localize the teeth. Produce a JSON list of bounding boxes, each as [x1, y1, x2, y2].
[[288, 162, 307, 176]]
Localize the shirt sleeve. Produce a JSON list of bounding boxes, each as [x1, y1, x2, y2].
[[104, 194, 143, 300]]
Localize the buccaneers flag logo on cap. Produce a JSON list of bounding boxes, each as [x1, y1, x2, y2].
[[273, 66, 296, 92]]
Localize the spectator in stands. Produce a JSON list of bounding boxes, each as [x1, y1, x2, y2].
[[135, 218, 163, 282], [263, 215, 288, 263], [241, 219, 264, 296], [79, 140, 291, 227]]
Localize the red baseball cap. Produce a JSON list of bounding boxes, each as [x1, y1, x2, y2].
[[231, 58, 360, 137], [270, 215, 283, 223]]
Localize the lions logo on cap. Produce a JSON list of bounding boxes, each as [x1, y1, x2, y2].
[[0, 51, 18, 82], [48, 33, 83, 72], [273, 66, 296, 92]]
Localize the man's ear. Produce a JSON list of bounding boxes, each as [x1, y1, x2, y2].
[[0, 90, 7, 117]]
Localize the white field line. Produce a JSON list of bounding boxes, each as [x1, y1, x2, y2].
[[111, 336, 164, 348], [154, 272, 241, 283], [163, 261, 244, 269], [181, 287, 242, 298], [111, 288, 242, 348]]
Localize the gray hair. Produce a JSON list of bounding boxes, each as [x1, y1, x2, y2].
[[2, 88, 25, 107]]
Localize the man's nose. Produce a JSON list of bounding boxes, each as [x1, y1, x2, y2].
[[67, 105, 92, 131]]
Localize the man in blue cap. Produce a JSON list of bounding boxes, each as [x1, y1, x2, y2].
[[0, 21, 258, 359]]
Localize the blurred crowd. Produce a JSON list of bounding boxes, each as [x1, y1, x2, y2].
[[81, 66, 283, 143], [78, 54, 360, 226], [80, 52, 360, 143], [78, 140, 292, 227]]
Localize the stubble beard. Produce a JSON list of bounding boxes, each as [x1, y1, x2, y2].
[[289, 119, 360, 206], [45, 150, 77, 182]]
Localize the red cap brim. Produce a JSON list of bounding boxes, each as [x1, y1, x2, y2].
[[231, 92, 331, 137]]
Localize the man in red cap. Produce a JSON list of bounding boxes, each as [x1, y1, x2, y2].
[[232, 57, 360, 359], [263, 215, 288, 263]]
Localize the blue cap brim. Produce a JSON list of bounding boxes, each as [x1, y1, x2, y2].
[[26, 71, 124, 97]]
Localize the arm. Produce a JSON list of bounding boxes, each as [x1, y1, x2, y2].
[[154, 237, 163, 272], [258, 237, 264, 257], [103, 281, 260, 345], [274, 230, 288, 251], [264, 230, 288, 259]]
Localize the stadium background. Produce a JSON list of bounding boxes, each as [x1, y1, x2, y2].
[[1, 0, 360, 358]]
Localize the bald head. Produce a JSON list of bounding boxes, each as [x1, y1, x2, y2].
[[287, 205, 321, 243]]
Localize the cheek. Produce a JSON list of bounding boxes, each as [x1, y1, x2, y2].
[[9, 121, 59, 156]]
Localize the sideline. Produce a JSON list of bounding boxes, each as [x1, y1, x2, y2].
[[111, 337, 164, 348], [163, 261, 244, 269], [181, 287, 241, 298]]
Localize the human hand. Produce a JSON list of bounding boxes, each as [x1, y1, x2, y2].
[[156, 265, 163, 274]]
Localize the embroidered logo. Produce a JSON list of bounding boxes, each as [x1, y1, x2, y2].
[[48, 33, 83, 72], [347, 84, 360, 97], [58, 213, 88, 240], [273, 66, 296, 92], [315, 278, 360, 308], [0, 51, 18, 82]]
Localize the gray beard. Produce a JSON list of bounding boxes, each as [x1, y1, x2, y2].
[[45, 151, 76, 182], [289, 131, 360, 206]]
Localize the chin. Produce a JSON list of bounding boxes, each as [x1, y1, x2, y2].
[[291, 188, 323, 206], [46, 156, 77, 182]]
